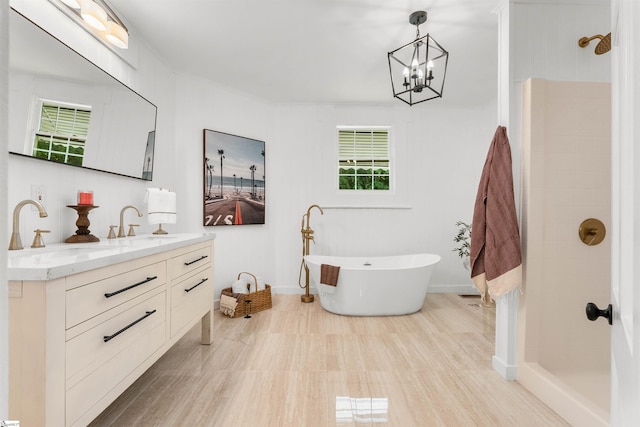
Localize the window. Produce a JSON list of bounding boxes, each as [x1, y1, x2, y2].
[[33, 100, 91, 166], [338, 128, 390, 191]]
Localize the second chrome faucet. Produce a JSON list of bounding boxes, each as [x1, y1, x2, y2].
[[118, 205, 143, 238]]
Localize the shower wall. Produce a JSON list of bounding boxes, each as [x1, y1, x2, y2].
[[519, 79, 611, 427]]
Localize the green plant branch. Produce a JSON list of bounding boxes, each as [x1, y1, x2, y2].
[[453, 221, 472, 258]]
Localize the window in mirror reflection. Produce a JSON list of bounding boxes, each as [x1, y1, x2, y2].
[[33, 99, 91, 167], [142, 130, 155, 180]]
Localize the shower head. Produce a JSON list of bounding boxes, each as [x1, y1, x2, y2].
[[594, 33, 611, 54], [578, 32, 611, 55]]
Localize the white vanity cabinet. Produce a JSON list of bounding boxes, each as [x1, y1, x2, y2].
[[168, 244, 213, 339], [7, 234, 215, 427]]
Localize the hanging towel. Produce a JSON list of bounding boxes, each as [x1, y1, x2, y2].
[[470, 126, 522, 301], [320, 264, 340, 287], [220, 294, 238, 317]]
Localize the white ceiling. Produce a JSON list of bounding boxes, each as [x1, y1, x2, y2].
[[108, 0, 499, 106]]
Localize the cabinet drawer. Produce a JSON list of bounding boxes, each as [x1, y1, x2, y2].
[[66, 290, 166, 385], [168, 244, 211, 281], [170, 267, 213, 337], [66, 261, 166, 328], [65, 291, 166, 425]]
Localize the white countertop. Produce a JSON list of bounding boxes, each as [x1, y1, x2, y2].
[[7, 233, 215, 281]]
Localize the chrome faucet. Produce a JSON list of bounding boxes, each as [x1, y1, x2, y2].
[[9, 199, 48, 250], [118, 205, 143, 237]]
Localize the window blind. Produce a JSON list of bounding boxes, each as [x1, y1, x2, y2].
[[33, 101, 91, 167], [338, 128, 390, 191]]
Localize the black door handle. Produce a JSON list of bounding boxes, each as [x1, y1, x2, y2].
[[585, 302, 612, 325]]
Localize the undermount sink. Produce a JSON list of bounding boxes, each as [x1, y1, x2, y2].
[[42, 246, 112, 257], [8, 244, 112, 260], [8, 235, 182, 262], [121, 235, 179, 245], [131, 235, 177, 240]]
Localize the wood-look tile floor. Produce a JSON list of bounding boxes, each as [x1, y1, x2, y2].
[[90, 294, 569, 426]]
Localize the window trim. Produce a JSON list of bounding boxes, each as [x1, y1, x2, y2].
[[336, 126, 394, 194], [32, 98, 91, 167]]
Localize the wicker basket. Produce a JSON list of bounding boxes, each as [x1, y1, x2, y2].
[[221, 272, 272, 318]]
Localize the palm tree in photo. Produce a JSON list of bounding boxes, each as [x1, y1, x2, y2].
[[250, 164, 256, 199], [204, 157, 214, 200], [218, 149, 225, 198], [261, 149, 265, 201]]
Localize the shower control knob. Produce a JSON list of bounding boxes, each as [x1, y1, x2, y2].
[[585, 302, 612, 325]]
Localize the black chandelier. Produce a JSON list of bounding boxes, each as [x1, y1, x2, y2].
[[388, 11, 449, 106]]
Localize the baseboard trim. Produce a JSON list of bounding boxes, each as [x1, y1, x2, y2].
[[492, 355, 518, 380], [428, 284, 479, 295], [518, 362, 609, 427], [216, 284, 478, 302], [271, 286, 318, 295]]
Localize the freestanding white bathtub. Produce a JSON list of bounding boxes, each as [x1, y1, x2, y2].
[[304, 254, 441, 316]]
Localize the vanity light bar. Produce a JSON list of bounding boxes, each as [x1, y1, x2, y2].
[[57, 0, 129, 49], [105, 20, 128, 49], [81, 0, 108, 32]]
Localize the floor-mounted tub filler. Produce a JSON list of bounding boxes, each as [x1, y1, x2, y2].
[[304, 253, 441, 316]]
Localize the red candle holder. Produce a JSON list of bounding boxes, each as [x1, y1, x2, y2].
[[77, 190, 94, 206]]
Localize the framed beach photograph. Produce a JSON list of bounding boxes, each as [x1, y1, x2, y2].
[[203, 129, 265, 226]]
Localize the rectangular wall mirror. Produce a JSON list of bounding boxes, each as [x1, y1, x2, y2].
[[8, 8, 158, 181]]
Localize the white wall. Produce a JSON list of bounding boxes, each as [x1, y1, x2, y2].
[[269, 103, 497, 296], [174, 73, 497, 297], [173, 75, 278, 296]]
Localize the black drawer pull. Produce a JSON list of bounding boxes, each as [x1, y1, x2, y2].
[[184, 255, 208, 266], [104, 276, 158, 298], [185, 277, 208, 293], [103, 310, 157, 343]]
